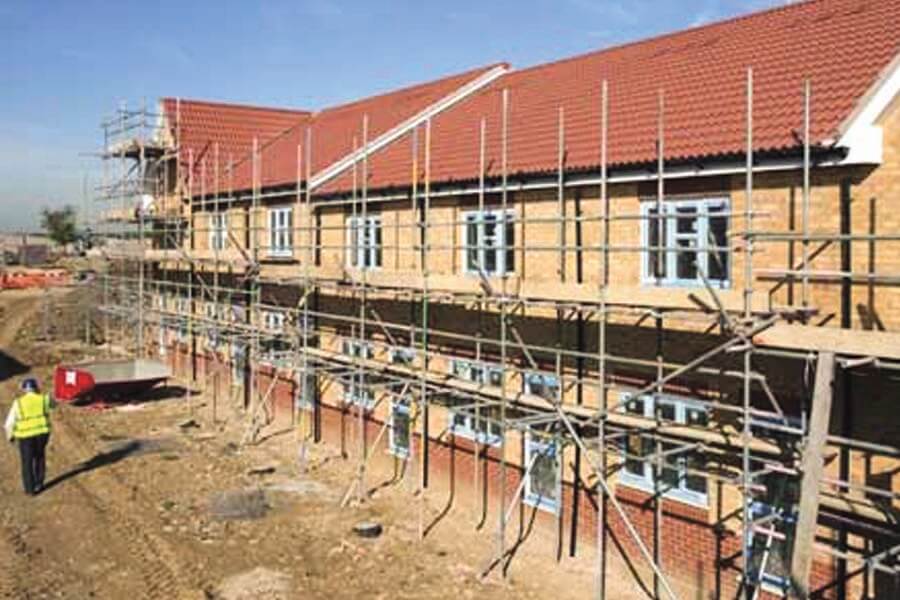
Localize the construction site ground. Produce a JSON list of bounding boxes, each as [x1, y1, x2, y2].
[[0, 288, 607, 599]]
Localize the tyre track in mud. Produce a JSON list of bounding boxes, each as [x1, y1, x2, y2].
[[0, 289, 211, 599], [31, 395, 214, 599], [0, 505, 72, 599]]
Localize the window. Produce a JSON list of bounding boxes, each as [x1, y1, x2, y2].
[[749, 501, 795, 594], [523, 372, 560, 401], [260, 310, 290, 365], [231, 343, 247, 383], [342, 339, 374, 409], [209, 213, 227, 251], [641, 198, 729, 287], [342, 338, 373, 359], [747, 415, 802, 594], [618, 392, 709, 506], [262, 310, 286, 333], [450, 359, 503, 388], [462, 209, 515, 276], [297, 372, 317, 411], [175, 296, 190, 341], [448, 359, 504, 445], [347, 215, 382, 269], [449, 404, 502, 446], [390, 347, 415, 366], [268, 207, 294, 257], [389, 399, 412, 458], [524, 432, 561, 513]]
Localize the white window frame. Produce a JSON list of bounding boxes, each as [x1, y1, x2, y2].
[[390, 347, 416, 366], [175, 297, 190, 341], [749, 501, 796, 595], [448, 407, 502, 447], [523, 371, 561, 402], [209, 212, 227, 251], [297, 372, 316, 412], [268, 206, 294, 258], [450, 358, 504, 388], [342, 338, 375, 409], [640, 197, 730, 288], [262, 309, 286, 333], [524, 432, 561, 514], [231, 342, 247, 383], [346, 215, 382, 270], [388, 398, 412, 459], [461, 209, 515, 276], [618, 391, 709, 507]]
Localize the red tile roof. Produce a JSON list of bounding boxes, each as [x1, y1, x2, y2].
[[165, 0, 900, 199], [330, 0, 900, 194], [159, 98, 310, 195], [162, 64, 505, 196]]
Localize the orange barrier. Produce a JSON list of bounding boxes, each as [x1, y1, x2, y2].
[[0, 268, 70, 290]]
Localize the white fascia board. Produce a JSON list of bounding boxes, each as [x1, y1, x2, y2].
[[835, 53, 900, 166], [309, 154, 851, 206], [308, 64, 509, 191]]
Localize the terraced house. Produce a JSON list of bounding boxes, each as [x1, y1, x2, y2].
[[97, 0, 900, 598]]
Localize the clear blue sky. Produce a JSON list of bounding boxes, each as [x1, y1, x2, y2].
[[0, 0, 782, 231]]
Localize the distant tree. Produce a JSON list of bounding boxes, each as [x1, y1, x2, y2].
[[40, 205, 79, 246]]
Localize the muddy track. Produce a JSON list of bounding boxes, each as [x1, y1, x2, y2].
[[52, 412, 212, 599], [0, 505, 70, 599], [0, 290, 210, 599]]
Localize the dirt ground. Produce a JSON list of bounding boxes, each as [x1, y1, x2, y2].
[[0, 288, 606, 599]]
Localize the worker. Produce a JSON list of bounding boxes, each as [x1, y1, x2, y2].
[[4, 378, 54, 495]]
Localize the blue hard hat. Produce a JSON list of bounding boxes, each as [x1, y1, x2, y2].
[[20, 378, 39, 392]]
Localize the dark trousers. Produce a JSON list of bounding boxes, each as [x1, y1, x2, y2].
[[18, 433, 49, 494]]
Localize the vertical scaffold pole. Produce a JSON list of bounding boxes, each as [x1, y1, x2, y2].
[[418, 118, 432, 541], [741, 67, 756, 600], [596, 78, 609, 600], [498, 87, 510, 577], [802, 79, 811, 313]]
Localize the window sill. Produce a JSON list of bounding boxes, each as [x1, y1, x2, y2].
[[617, 477, 709, 510], [524, 494, 560, 515], [640, 278, 731, 290]]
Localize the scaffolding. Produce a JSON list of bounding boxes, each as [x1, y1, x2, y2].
[[89, 70, 900, 600]]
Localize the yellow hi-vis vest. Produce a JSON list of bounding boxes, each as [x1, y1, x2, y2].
[[13, 392, 50, 439]]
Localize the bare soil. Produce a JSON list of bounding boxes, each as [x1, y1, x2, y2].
[[0, 288, 611, 599]]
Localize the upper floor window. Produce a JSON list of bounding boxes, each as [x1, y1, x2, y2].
[[641, 198, 729, 287], [268, 207, 293, 258], [619, 391, 709, 507], [462, 209, 515, 276], [209, 213, 227, 251], [347, 215, 382, 269]]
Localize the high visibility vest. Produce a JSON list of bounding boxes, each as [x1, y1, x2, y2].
[[13, 392, 50, 439]]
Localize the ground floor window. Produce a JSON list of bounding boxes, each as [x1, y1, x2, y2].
[[618, 391, 709, 506], [389, 399, 411, 458], [524, 432, 561, 513], [523, 371, 560, 402], [450, 358, 503, 387], [749, 501, 796, 594], [231, 343, 247, 384], [297, 372, 317, 411], [449, 403, 502, 446]]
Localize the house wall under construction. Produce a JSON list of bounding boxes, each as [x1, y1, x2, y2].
[[92, 2, 900, 599]]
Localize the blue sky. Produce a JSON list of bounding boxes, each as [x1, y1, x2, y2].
[[0, 0, 782, 231]]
